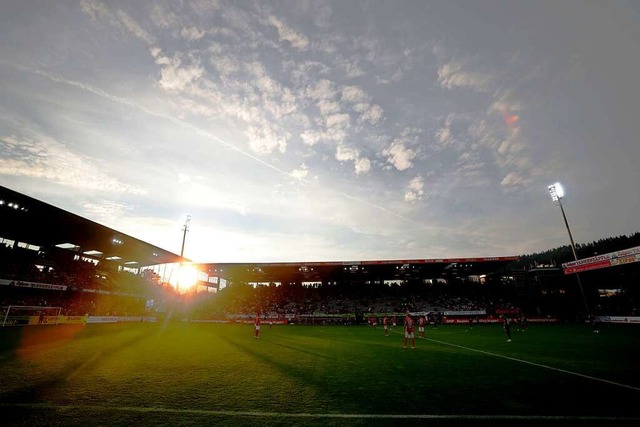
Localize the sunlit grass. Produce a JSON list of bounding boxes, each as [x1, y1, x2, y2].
[[1, 322, 639, 426]]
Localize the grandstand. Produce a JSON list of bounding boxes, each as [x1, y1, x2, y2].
[[0, 185, 186, 323], [1, 185, 523, 325], [2, 185, 639, 324]]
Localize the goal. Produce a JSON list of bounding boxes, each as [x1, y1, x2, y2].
[[1, 305, 62, 327]]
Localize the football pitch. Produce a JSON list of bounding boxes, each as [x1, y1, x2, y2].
[[1, 322, 639, 426]]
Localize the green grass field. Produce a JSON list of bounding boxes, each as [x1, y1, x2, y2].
[[1, 321, 639, 426]]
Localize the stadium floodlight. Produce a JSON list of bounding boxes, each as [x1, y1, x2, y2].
[[548, 182, 564, 202], [548, 182, 590, 315]]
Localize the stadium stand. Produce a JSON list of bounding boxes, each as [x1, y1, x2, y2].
[[2, 185, 639, 326]]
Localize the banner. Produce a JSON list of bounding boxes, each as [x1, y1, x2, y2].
[[598, 316, 640, 324], [442, 310, 486, 316], [563, 260, 611, 274], [86, 316, 119, 324], [0, 279, 67, 291], [563, 245, 640, 274], [57, 315, 88, 324]]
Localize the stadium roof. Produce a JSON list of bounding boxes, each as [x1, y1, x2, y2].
[[1, 185, 518, 281], [0, 185, 186, 267], [197, 257, 519, 285]]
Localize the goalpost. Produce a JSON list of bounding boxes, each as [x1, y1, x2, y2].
[[1, 305, 62, 327]]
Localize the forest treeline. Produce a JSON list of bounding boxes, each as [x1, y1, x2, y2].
[[510, 231, 640, 270]]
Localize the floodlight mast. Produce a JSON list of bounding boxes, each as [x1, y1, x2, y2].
[[180, 215, 191, 258], [548, 183, 590, 315], [177, 215, 191, 293]]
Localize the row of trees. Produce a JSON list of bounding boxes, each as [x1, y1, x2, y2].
[[511, 232, 640, 269]]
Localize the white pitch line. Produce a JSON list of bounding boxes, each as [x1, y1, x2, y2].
[[0, 403, 638, 421], [382, 326, 640, 391], [421, 335, 640, 392]]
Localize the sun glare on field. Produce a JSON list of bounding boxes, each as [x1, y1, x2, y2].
[[175, 264, 199, 293]]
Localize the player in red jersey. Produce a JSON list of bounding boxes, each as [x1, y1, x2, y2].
[[383, 316, 389, 336], [418, 315, 425, 339], [404, 313, 415, 349], [254, 314, 261, 339], [392, 316, 397, 330]]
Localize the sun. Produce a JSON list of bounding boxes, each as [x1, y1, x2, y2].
[[176, 264, 199, 293]]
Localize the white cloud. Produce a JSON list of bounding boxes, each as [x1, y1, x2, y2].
[[306, 79, 336, 101], [360, 104, 384, 125], [335, 146, 371, 175], [267, 15, 309, 50], [290, 163, 309, 180], [404, 192, 418, 202], [497, 127, 523, 155], [317, 100, 341, 115], [211, 55, 241, 76], [341, 85, 368, 104], [335, 56, 366, 78], [181, 26, 206, 41], [300, 130, 321, 146], [437, 61, 491, 92], [468, 119, 488, 140], [150, 3, 178, 29], [336, 145, 359, 162], [155, 54, 204, 91], [436, 126, 451, 144], [354, 157, 371, 175], [245, 125, 288, 155], [0, 135, 144, 194], [500, 171, 529, 188], [455, 152, 488, 186], [300, 128, 347, 146], [256, 75, 281, 95], [80, 0, 111, 21], [382, 139, 416, 171], [81, 201, 133, 226], [117, 10, 154, 45], [326, 113, 350, 129], [288, 61, 331, 86], [352, 102, 370, 113], [404, 175, 425, 202], [408, 175, 424, 192]]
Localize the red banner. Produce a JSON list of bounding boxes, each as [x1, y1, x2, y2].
[[563, 260, 611, 274], [563, 246, 640, 274]]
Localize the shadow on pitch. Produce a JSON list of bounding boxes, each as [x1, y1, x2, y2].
[[0, 328, 154, 404]]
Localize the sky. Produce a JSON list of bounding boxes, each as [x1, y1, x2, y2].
[[1, 0, 639, 263]]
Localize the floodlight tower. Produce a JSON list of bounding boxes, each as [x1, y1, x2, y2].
[[547, 183, 590, 315], [177, 215, 191, 294], [180, 215, 191, 258]]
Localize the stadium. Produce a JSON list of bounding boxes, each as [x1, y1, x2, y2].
[[1, 185, 639, 426]]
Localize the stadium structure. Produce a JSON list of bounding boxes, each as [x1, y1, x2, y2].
[[2, 186, 640, 426], [0, 184, 518, 291]]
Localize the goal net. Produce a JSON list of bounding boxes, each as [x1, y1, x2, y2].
[[1, 305, 62, 327]]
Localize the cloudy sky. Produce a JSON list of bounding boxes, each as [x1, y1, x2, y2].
[[1, 1, 639, 263]]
